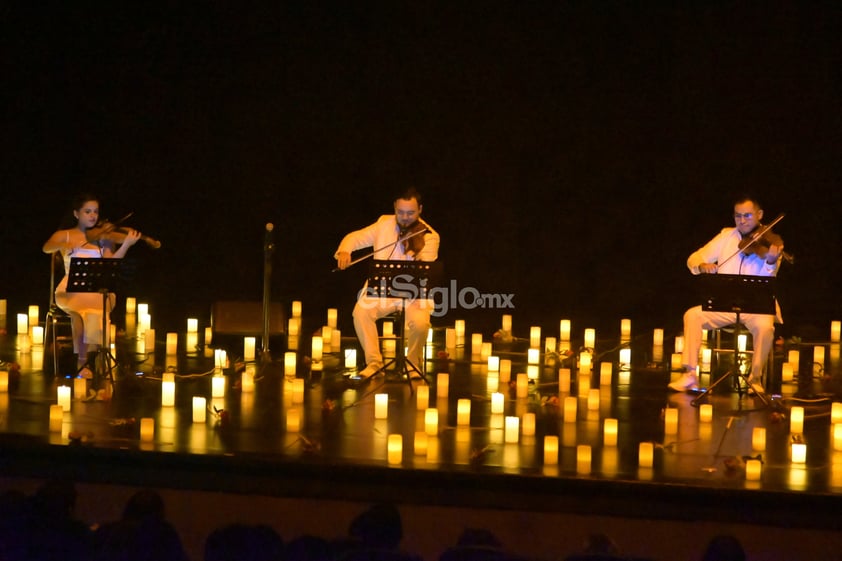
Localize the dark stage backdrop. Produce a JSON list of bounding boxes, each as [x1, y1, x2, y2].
[[2, 2, 840, 341]]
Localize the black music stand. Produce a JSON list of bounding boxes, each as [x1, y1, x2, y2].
[[66, 257, 123, 390], [350, 259, 443, 391], [691, 274, 776, 408]]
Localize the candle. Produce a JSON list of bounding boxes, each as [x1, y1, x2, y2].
[[671, 353, 683, 371], [579, 351, 592, 374], [212, 375, 225, 398], [790, 406, 804, 433], [292, 379, 305, 404], [674, 335, 684, 354], [445, 328, 456, 349], [471, 333, 483, 355], [0, 371, 6, 393], [424, 408, 439, 435], [522, 412, 536, 436], [416, 385, 429, 409], [284, 352, 297, 378], [214, 349, 227, 369], [619, 348, 631, 370], [56, 385, 71, 411], [436, 373, 449, 398], [530, 326, 541, 348], [31, 326, 44, 346], [327, 308, 338, 329], [321, 326, 333, 352], [185, 318, 197, 333], [375, 393, 388, 419], [664, 408, 678, 434], [28, 305, 39, 333], [140, 418, 155, 442], [584, 328, 595, 349], [49, 405, 63, 432], [559, 368, 571, 393], [792, 442, 807, 464], [587, 388, 600, 411], [456, 399, 471, 425], [701, 348, 712, 371], [504, 416, 519, 443], [559, 319, 571, 342], [454, 319, 465, 339], [344, 348, 357, 369], [501, 314, 512, 333], [331, 329, 341, 352], [746, 459, 762, 481], [192, 397, 207, 423], [241, 370, 254, 393], [162, 373, 175, 406], [244, 337, 256, 361], [577, 373, 591, 398], [752, 427, 766, 450], [782, 362, 794, 382], [603, 418, 618, 446], [834, 424, 842, 451], [527, 365, 539, 381], [699, 404, 713, 423], [788, 349, 800, 367], [599, 362, 612, 386], [286, 408, 301, 432], [287, 317, 300, 336], [489, 392, 504, 414], [480, 342, 491, 360], [639, 442, 654, 467], [544, 435, 559, 465], [815, 345, 826, 366], [126, 297, 137, 314], [145, 329, 155, 354], [166, 332, 178, 355], [414, 431, 428, 456], [527, 348, 540, 365], [832, 402, 842, 424], [620, 318, 631, 340], [653, 328, 664, 347], [563, 396, 577, 423], [73, 376, 85, 399], [137, 302, 149, 316], [516, 373, 528, 398], [311, 336, 323, 366], [832, 320, 841, 343], [387, 434, 403, 464], [291, 301, 302, 317], [487, 355, 500, 372], [576, 445, 592, 474], [17, 314, 27, 335]]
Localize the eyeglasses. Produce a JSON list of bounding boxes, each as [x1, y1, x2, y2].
[[734, 213, 754, 220]]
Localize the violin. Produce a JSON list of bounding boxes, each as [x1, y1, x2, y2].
[[738, 224, 794, 264], [399, 221, 427, 258], [86, 220, 162, 249]]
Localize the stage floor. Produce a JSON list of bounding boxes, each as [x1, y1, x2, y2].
[[2, 319, 842, 556]]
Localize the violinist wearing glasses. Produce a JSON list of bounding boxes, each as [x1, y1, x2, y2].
[[334, 187, 440, 381], [669, 195, 790, 394], [43, 193, 142, 383]]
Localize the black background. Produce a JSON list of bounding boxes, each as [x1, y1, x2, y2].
[[2, 2, 840, 340]]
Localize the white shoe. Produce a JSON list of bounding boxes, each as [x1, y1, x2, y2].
[[668, 372, 698, 392], [748, 378, 765, 395], [358, 361, 384, 380]]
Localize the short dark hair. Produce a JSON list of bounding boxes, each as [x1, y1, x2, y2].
[[394, 187, 421, 206], [733, 194, 762, 210]]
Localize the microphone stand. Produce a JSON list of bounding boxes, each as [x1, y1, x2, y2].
[[261, 223, 274, 364]]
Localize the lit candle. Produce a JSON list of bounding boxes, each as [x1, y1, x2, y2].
[[603, 418, 618, 446], [559, 319, 571, 342], [701, 348, 712, 370], [72, 376, 85, 399], [788, 349, 800, 367], [241, 370, 254, 393], [664, 408, 678, 434], [577, 445, 592, 474], [832, 321, 841, 343], [145, 329, 155, 354], [527, 365, 539, 381], [414, 431, 428, 455], [674, 335, 684, 354], [834, 424, 842, 451], [671, 353, 683, 371], [424, 408, 439, 435], [491, 392, 504, 414], [584, 328, 595, 349], [815, 345, 826, 367], [563, 396, 577, 423], [321, 326, 333, 352], [792, 442, 807, 464], [291, 301, 302, 317], [166, 332, 178, 355], [527, 348, 540, 365], [699, 404, 713, 423], [436, 373, 449, 398], [782, 362, 794, 382], [287, 317, 300, 336], [653, 328, 664, 347], [737, 334, 747, 352], [311, 336, 323, 367], [137, 302, 149, 316], [790, 406, 804, 433], [326, 308, 338, 329], [0, 373, 4, 393], [558, 368, 571, 393], [211, 375, 225, 398], [579, 351, 592, 374], [27, 305, 39, 333], [16, 313, 27, 335], [639, 442, 654, 467], [454, 319, 465, 339], [31, 326, 44, 346], [504, 416, 519, 443], [832, 402, 842, 424], [331, 328, 341, 352], [406, 383, 425, 409], [577, 373, 591, 398], [530, 326, 541, 348], [543, 435, 559, 465], [204, 326, 212, 346], [471, 333, 483, 355], [619, 348, 631, 370], [501, 314, 512, 333], [344, 348, 357, 369], [140, 418, 155, 442], [244, 337, 256, 361], [587, 388, 600, 411], [387, 434, 402, 464], [375, 393, 388, 419], [487, 355, 500, 372], [291, 379, 304, 404], [752, 427, 766, 450], [456, 398, 471, 425], [284, 352, 297, 378], [620, 318, 631, 340], [57, 385, 71, 411], [746, 459, 762, 481], [162, 373, 175, 406], [480, 342, 491, 360], [522, 412, 536, 436], [126, 297, 137, 314], [49, 405, 63, 432], [286, 408, 301, 432], [445, 328, 456, 349], [192, 397, 206, 423], [598, 362, 612, 386], [186, 318, 198, 333], [516, 373, 528, 398]]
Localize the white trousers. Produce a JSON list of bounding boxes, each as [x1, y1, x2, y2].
[[352, 296, 431, 369], [682, 305, 775, 380]]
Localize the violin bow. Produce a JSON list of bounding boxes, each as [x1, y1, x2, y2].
[[717, 212, 785, 268], [332, 227, 428, 273]]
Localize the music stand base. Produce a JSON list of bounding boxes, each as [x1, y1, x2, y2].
[[692, 369, 772, 408]]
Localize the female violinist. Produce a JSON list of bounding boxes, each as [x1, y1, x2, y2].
[[42, 193, 142, 391]]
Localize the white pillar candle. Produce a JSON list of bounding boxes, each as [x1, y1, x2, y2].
[[284, 352, 297, 377], [791, 442, 807, 464], [530, 326, 541, 348], [752, 427, 766, 450], [73, 376, 85, 399], [471, 333, 483, 355], [244, 337, 256, 361], [387, 434, 402, 464], [186, 318, 198, 333], [436, 373, 449, 398], [456, 399, 471, 425], [576, 444, 592, 474], [212, 375, 225, 398], [162, 373, 175, 406], [701, 348, 712, 370], [126, 297, 137, 314], [737, 334, 747, 352], [204, 326, 213, 346], [480, 342, 492, 360], [311, 336, 323, 365], [527, 365, 539, 381], [653, 328, 664, 347], [559, 319, 571, 342], [504, 416, 519, 443], [832, 321, 841, 343], [344, 348, 357, 369], [192, 397, 207, 423], [286, 408, 301, 432], [137, 303, 149, 316], [31, 326, 44, 346], [815, 345, 826, 366], [292, 378, 305, 404], [16, 314, 27, 335], [664, 408, 678, 434], [620, 319, 631, 340], [603, 418, 618, 446], [416, 385, 429, 409], [746, 458, 762, 480], [291, 301, 302, 317], [527, 348, 540, 365], [287, 317, 300, 336], [57, 385, 71, 411], [326, 308, 338, 329], [587, 388, 600, 411], [790, 406, 804, 433], [49, 405, 63, 432], [27, 305, 39, 332], [639, 442, 654, 467], [579, 351, 592, 374], [445, 328, 456, 349], [671, 353, 683, 371], [491, 392, 504, 414], [487, 355, 500, 372], [788, 349, 800, 366], [782, 362, 794, 382], [140, 418, 155, 442], [674, 335, 684, 354], [516, 373, 528, 398], [374, 393, 389, 419], [166, 332, 178, 355], [424, 408, 439, 435], [619, 348, 631, 370], [584, 328, 596, 349], [699, 404, 713, 423], [577, 373, 591, 398], [454, 319, 465, 338], [832, 402, 842, 424], [563, 396, 577, 423], [331, 328, 341, 352], [414, 431, 428, 455], [321, 326, 333, 352], [834, 423, 842, 451], [144, 328, 155, 353], [543, 435, 559, 465], [599, 362, 613, 386], [521, 412, 536, 436], [241, 370, 254, 393], [0, 371, 7, 393], [501, 314, 512, 333], [558, 368, 571, 393], [545, 336, 557, 354]]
